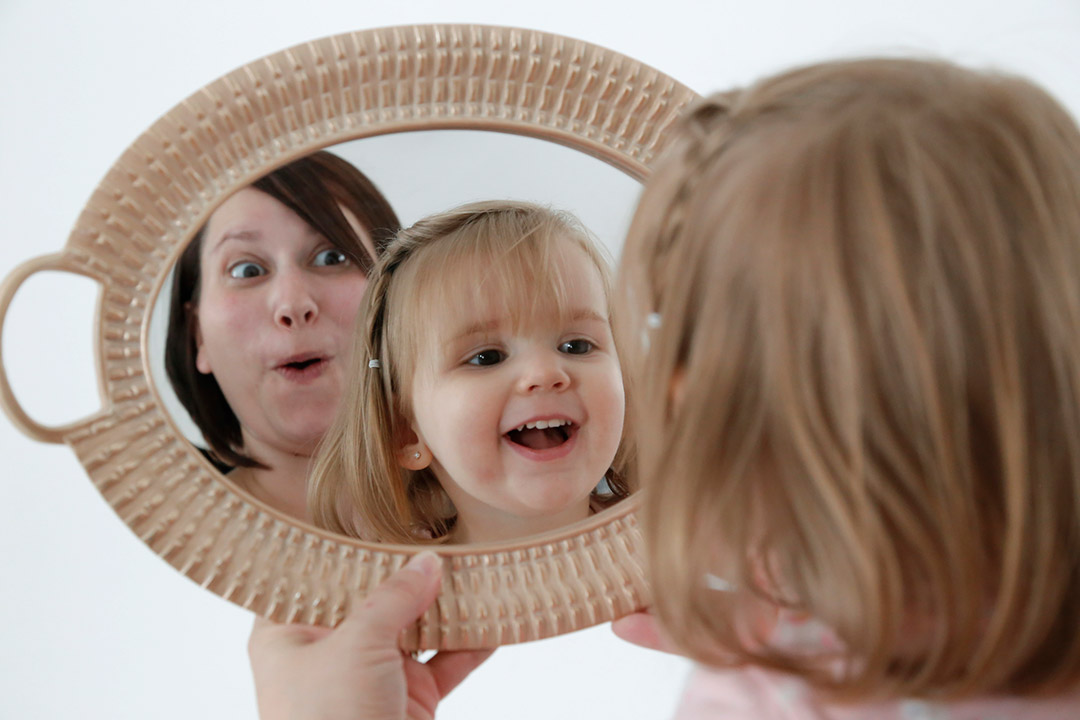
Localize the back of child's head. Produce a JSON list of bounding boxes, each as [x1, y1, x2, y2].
[[618, 57, 1080, 699], [310, 200, 630, 544]]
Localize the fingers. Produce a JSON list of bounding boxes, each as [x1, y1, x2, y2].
[[249, 552, 443, 656], [248, 614, 332, 659], [425, 649, 496, 697], [344, 551, 444, 647], [611, 610, 683, 655]]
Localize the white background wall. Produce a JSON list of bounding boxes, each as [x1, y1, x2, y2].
[[2, 1, 1077, 719]]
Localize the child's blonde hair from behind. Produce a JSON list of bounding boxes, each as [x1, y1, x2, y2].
[[310, 200, 632, 544], [618, 58, 1080, 701]]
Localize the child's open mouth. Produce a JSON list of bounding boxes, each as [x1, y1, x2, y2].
[[505, 419, 576, 451]]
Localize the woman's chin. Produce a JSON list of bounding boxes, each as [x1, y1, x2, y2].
[[282, 428, 326, 457], [262, 402, 336, 445], [245, 419, 328, 460]]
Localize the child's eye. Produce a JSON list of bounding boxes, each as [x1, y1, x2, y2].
[[228, 261, 267, 279], [467, 349, 506, 366], [559, 339, 593, 355], [314, 248, 349, 267]]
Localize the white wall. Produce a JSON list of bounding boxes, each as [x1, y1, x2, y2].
[[1, 1, 1077, 719]]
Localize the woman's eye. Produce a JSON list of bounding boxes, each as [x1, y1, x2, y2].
[[559, 339, 593, 355], [228, 261, 266, 279], [467, 349, 505, 366], [314, 248, 349, 267]]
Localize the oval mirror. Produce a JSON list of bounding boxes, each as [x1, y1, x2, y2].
[[0, 24, 698, 650], [148, 128, 644, 458]]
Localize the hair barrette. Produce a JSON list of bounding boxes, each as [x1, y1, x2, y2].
[[640, 312, 663, 353], [368, 359, 381, 369], [703, 572, 738, 593]]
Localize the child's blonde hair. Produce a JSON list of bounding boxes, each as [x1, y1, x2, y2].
[[618, 58, 1080, 699], [311, 200, 632, 544]]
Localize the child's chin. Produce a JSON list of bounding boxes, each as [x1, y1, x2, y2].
[[512, 490, 594, 518]]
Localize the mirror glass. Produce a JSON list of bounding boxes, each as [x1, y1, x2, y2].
[[147, 128, 642, 543]]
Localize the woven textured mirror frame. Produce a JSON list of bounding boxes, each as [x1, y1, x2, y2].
[[0, 24, 698, 649]]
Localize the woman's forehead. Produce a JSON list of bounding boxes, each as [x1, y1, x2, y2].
[[205, 188, 283, 233], [202, 189, 315, 255]]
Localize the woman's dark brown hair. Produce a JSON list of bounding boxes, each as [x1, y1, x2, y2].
[[164, 151, 400, 470]]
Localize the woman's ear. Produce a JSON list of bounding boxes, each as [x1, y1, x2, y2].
[[189, 303, 212, 375], [397, 426, 432, 471]]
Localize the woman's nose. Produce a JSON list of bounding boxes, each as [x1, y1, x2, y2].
[[272, 272, 318, 328], [516, 353, 571, 394]]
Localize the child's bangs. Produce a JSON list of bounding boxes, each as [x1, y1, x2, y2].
[[411, 220, 607, 340]]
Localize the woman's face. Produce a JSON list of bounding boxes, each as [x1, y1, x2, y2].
[[194, 187, 373, 459]]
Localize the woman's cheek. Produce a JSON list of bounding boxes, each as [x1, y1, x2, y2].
[[200, 288, 255, 334], [221, 294, 258, 331], [326, 275, 368, 325]]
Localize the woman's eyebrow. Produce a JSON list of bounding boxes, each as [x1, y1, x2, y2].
[[209, 228, 261, 253]]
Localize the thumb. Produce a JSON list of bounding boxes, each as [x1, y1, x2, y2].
[[612, 609, 683, 655], [343, 551, 443, 647]]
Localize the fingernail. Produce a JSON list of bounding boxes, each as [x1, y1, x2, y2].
[[404, 551, 441, 577]]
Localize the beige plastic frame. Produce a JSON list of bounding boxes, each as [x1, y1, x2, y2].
[[0, 24, 698, 649]]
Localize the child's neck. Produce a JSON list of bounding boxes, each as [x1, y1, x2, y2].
[[449, 499, 592, 545]]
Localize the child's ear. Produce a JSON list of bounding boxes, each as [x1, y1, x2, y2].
[[396, 425, 432, 471], [670, 368, 687, 410]]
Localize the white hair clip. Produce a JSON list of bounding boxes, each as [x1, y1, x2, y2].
[[368, 359, 381, 369], [640, 312, 663, 352], [703, 572, 738, 593]]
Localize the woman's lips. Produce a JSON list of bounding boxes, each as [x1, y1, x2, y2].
[[275, 355, 330, 383]]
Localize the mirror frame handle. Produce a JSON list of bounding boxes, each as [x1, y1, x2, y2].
[[0, 252, 104, 444]]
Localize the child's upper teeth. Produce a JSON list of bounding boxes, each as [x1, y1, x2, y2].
[[515, 419, 570, 432]]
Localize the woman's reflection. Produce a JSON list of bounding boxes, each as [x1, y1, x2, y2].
[[164, 152, 400, 521], [308, 201, 633, 544]]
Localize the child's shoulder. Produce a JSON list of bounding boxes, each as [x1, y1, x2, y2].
[[676, 665, 1080, 720]]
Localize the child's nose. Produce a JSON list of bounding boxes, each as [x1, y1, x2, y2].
[[517, 355, 571, 393]]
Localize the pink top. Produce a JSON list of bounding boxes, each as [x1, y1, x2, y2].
[[675, 665, 1080, 720]]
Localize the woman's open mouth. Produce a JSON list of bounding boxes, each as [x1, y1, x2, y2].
[[504, 419, 577, 459], [275, 355, 329, 382]]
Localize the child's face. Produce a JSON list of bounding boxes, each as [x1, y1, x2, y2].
[[406, 245, 625, 543]]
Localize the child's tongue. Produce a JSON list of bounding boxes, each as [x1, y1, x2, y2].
[[509, 426, 567, 450]]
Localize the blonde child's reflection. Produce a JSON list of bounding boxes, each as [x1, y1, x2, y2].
[[308, 201, 632, 545]]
